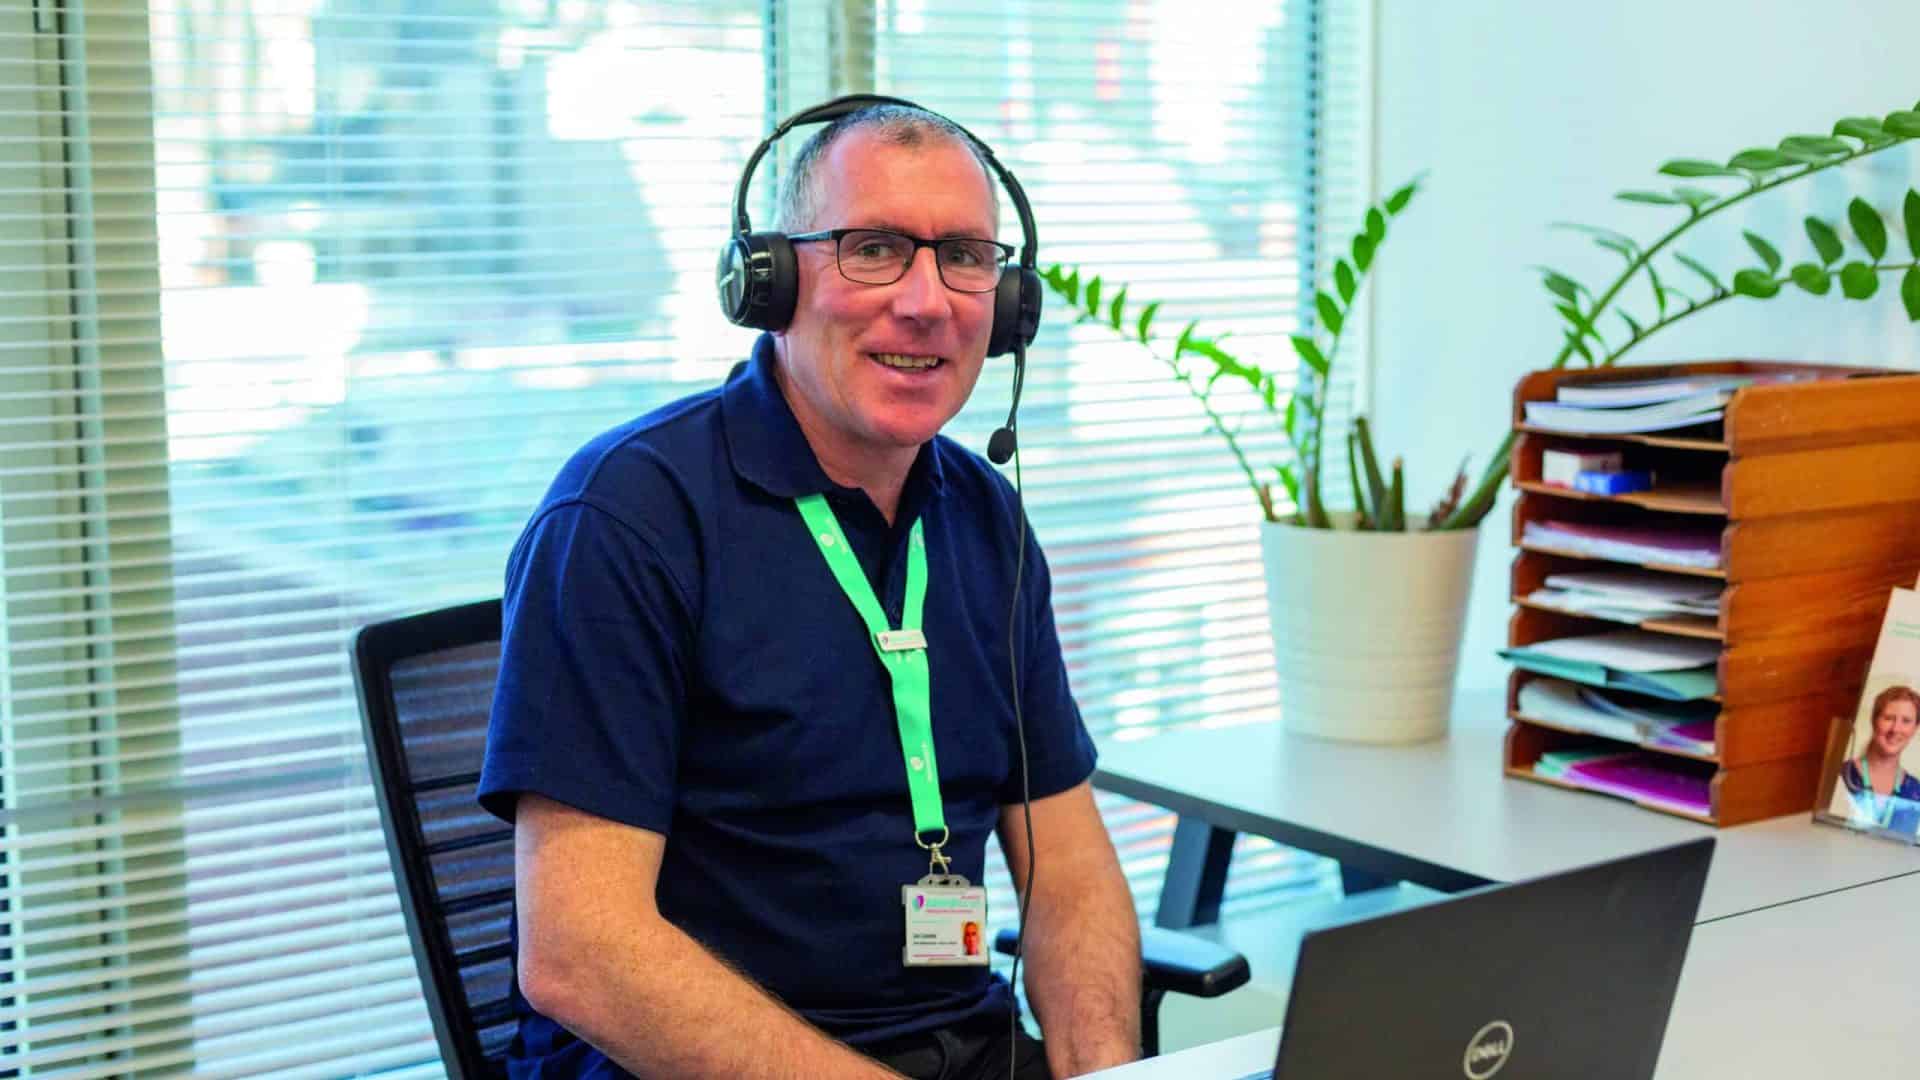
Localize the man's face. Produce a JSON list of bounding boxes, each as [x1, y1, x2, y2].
[[963, 923, 980, 952], [775, 129, 998, 464], [1872, 698, 1918, 759]]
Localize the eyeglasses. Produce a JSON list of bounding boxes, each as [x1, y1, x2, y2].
[[788, 228, 1014, 293]]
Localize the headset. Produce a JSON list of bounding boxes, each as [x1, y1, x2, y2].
[[715, 93, 1041, 464]]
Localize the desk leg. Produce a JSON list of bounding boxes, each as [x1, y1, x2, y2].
[[1154, 817, 1236, 929], [1339, 864, 1396, 895]]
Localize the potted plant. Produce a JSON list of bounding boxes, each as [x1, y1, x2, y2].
[[1043, 178, 1484, 743], [1044, 97, 1920, 743]]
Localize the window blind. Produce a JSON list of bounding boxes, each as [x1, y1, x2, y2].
[[0, 0, 1368, 1074]]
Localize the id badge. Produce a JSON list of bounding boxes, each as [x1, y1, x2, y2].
[[902, 875, 989, 967]]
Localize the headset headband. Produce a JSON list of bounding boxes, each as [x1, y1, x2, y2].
[[729, 94, 1038, 271]]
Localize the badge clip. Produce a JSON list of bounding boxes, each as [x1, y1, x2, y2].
[[875, 628, 928, 652]]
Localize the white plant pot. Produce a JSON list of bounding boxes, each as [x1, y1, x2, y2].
[[1259, 515, 1481, 743]]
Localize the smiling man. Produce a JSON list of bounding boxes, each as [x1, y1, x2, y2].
[[478, 103, 1142, 1080]]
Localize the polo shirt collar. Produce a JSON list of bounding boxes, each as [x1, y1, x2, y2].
[[722, 333, 948, 504]]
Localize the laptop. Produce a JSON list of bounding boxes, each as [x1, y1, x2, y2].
[[1248, 837, 1713, 1080]]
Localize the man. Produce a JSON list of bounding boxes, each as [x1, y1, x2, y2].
[[478, 102, 1142, 1080]]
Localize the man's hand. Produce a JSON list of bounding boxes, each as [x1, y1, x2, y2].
[[514, 794, 901, 1079], [998, 782, 1142, 1077]]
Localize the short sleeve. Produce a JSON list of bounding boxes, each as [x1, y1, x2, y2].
[[998, 524, 1097, 805], [478, 500, 695, 833]]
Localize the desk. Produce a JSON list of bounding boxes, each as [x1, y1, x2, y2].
[[1087, 872, 1920, 1079], [1096, 692, 1920, 924]]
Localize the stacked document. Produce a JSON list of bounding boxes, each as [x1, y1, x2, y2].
[[1524, 390, 1733, 434], [1535, 748, 1713, 817], [1552, 374, 1760, 407], [1525, 568, 1723, 624], [1517, 678, 1718, 754], [1499, 629, 1719, 701], [1522, 518, 1723, 569]]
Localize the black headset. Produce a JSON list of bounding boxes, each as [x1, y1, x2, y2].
[[715, 94, 1040, 463]]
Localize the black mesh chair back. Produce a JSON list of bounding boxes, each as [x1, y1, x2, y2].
[[352, 599, 513, 1080]]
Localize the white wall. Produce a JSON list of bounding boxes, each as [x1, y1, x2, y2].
[[1369, 0, 1920, 692]]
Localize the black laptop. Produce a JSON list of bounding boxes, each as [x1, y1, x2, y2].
[[1247, 838, 1713, 1080]]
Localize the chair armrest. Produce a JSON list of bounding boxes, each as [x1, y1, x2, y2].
[[993, 925, 1250, 999]]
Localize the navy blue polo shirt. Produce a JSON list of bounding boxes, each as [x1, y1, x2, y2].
[[478, 335, 1097, 1075]]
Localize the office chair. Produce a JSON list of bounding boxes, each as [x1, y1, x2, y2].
[[353, 599, 1249, 1075]]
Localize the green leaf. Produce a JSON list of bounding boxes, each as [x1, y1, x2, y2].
[[1384, 181, 1418, 215], [1355, 416, 1387, 522], [1273, 463, 1300, 508], [1290, 335, 1328, 377], [1661, 286, 1697, 312], [1743, 231, 1782, 274], [1590, 235, 1638, 262], [1789, 263, 1831, 295], [1850, 197, 1888, 261], [1672, 187, 1717, 212], [1316, 293, 1343, 336], [1041, 264, 1067, 290], [1135, 300, 1161, 344], [1555, 303, 1601, 343], [1673, 252, 1724, 293], [1805, 217, 1844, 265], [1834, 116, 1888, 143], [1906, 191, 1920, 260], [1365, 208, 1387, 244], [1727, 148, 1797, 171], [1659, 158, 1742, 178], [1616, 190, 1683, 206], [1084, 276, 1102, 319], [1902, 265, 1920, 321], [1352, 233, 1376, 272], [1335, 260, 1358, 305], [1061, 268, 1080, 305], [1839, 261, 1879, 299], [1540, 270, 1581, 305], [1284, 395, 1301, 444], [1731, 269, 1781, 298], [1346, 432, 1370, 529], [1384, 461, 1406, 532], [1884, 110, 1920, 138], [1107, 286, 1127, 332], [1564, 330, 1595, 365], [1174, 320, 1198, 362], [1618, 310, 1643, 338], [1555, 223, 1641, 262], [1780, 134, 1854, 158]]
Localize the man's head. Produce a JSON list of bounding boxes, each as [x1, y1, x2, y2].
[[962, 920, 982, 955], [770, 105, 1004, 472], [1869, 684, 1920, 761]]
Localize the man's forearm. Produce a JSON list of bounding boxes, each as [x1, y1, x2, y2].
[[526, 914, 899, 1080], [1018, 872, 1142, 1077]]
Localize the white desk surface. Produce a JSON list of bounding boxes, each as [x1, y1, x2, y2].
[[1088, 872, 1920, 1079], [1094, 692, 1920, 921]]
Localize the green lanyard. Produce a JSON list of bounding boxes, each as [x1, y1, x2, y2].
[[794, 494, 950, 869], [1857, 755, 1906, 828]]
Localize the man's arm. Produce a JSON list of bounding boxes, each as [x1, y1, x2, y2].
[[997, 781, 1142, 1078], [514, 793, 900, 1080]]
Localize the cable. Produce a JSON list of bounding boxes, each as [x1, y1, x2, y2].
[[1004, 432, 1033, 1080]]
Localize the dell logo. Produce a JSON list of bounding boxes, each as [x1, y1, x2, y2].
[[1462, 1020, 1514, 1079]]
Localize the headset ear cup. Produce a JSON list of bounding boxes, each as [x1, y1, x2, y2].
[[988, 265, 1043, 357], [717, 232, 800, 332]]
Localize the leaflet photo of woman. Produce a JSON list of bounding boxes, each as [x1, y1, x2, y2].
[[1832, 683, 1920, 836]]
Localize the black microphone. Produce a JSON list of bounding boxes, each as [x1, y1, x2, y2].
[[987, 344, 1026, 465]]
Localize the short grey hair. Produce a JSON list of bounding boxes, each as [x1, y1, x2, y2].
[[772, 103, 1000, 233]]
